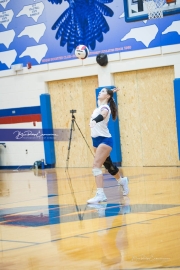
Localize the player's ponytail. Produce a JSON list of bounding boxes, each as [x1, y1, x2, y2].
[[106, 88, 118, 120]]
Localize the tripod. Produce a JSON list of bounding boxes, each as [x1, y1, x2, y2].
[[65, 110, 95, 221], [66, 110, 94, 170]]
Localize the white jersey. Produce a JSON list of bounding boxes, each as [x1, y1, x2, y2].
[[90, 104, 111, 138]]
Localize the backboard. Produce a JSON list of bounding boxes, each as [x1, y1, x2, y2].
[[123, 0, 180, 22]]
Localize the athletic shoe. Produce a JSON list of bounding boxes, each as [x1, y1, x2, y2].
[[118, 177, 129, 196], [87, 192, 107, 204]]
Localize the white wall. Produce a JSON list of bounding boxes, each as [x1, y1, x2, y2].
[[0, 122, 44, 167], [0, 44, 180, 167]]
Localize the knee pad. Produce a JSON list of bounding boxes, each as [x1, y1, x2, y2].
[[103, 156, 119, 176], [92, 167, 102, 176]]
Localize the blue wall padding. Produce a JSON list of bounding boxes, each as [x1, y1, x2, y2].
[[40, 94, 56, 166], [174, 79, 180, 159], [95, 86, 122, 165], [0, 106, 40, 117]]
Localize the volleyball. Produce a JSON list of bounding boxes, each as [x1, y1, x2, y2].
[[75, 45, 89, 59]]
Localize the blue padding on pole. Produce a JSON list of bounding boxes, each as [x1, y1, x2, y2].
[[40, 94, 56, 167], [174, 79, 180, 159], [95, 86, 122, 165]]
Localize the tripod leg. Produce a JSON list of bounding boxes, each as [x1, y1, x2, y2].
[[74, 119, 94, 157], [66, 119, 74, 170]]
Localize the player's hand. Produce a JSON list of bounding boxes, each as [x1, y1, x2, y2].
[[89, 120, 96, 128]]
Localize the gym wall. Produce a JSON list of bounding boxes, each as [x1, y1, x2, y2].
[[114, 66, 180, 166], [1, 53, 180, 168], [48, 76, 98, 168], [46, 65, 179, 168]]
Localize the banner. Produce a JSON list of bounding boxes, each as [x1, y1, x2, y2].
[[0, 0, 180, 70]]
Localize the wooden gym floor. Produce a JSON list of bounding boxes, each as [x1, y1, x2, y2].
[[0, 167, 180, 270]]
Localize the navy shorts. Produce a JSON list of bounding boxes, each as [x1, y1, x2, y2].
[[92, 136, 113, 148]]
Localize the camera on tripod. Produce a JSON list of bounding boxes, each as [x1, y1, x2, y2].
[[66, 108, 94, 170]]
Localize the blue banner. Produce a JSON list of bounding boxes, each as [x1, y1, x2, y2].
[[0, 0, 180, 70]]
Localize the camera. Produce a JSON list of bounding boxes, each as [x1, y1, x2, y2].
[[70, 110, 77, 113]]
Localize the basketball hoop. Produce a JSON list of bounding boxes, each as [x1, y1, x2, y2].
[[144, 0, 164, 19]]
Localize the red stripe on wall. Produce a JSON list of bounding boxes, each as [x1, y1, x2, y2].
[[0, 114, 41, 125]]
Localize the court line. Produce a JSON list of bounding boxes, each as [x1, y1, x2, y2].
[[1, 175, 177, 207], [0, 181, 174, 207], [1, 204, 179, 226], [0, 239, 38, 245], [1, 210, 180, 253]]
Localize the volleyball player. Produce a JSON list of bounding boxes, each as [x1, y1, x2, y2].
[[87, 87, 129, 204]]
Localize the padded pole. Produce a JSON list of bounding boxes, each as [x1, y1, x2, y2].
[[40, 94, 56, 167], [174, 79, 180, 159]]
